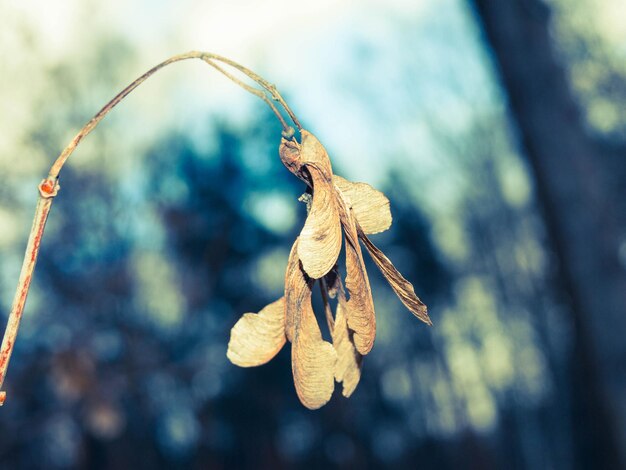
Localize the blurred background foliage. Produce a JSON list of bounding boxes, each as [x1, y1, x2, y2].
[[0, 0, 625, 468]]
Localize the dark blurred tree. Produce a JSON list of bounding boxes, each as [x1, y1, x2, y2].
[[469, 0, 626, 467]]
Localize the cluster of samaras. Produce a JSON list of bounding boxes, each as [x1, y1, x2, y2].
[[227, 130, 431, 409]]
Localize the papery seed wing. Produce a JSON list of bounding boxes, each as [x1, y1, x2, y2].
[[299, 130, 333, 170], [337, 193, 376, 355], [279, 130, 341, 279], [292, 324, 336, 413], [227, 297, 287, 367], [285, 238, 336, 408], [279, 137, 302, 177], [285, 238, 306, 343], [297, 135, 342, 279], [292, 303, 337, 410], [358, 227, 431, 325], [333, 175, 392, 235], [279, 129, 335, 184], [332, 290, 362, 397]]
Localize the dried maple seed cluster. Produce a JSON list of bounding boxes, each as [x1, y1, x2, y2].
[[227, 130, 431, 409], [0, 51, 431, 409]]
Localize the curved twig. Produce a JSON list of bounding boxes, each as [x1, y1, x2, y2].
[[0, 51, 302, 405]]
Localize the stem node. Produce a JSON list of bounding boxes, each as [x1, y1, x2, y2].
[[38, 179, 60, 198]]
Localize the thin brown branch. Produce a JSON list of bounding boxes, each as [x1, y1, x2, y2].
[[203, 52, 303, 130], [0, 181, 59, 405], [201, 57, 294, 138], [0, 51, 302, 405], [49, 51, 300, 180]]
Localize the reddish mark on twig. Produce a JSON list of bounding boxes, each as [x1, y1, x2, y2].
[[0, 340, 12, 371], [17, 275, 32, 318], [0, 196, 54, 404], [30, 206, 50, 263], [38, 179, 59, 199], [40, 180, 55, 195], [0, 340, 13, 390]]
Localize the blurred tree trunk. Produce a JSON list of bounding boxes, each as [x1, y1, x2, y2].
[[469, 0, 626, 467]]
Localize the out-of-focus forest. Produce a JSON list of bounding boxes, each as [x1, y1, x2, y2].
[[0, 0, 625, 468]]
